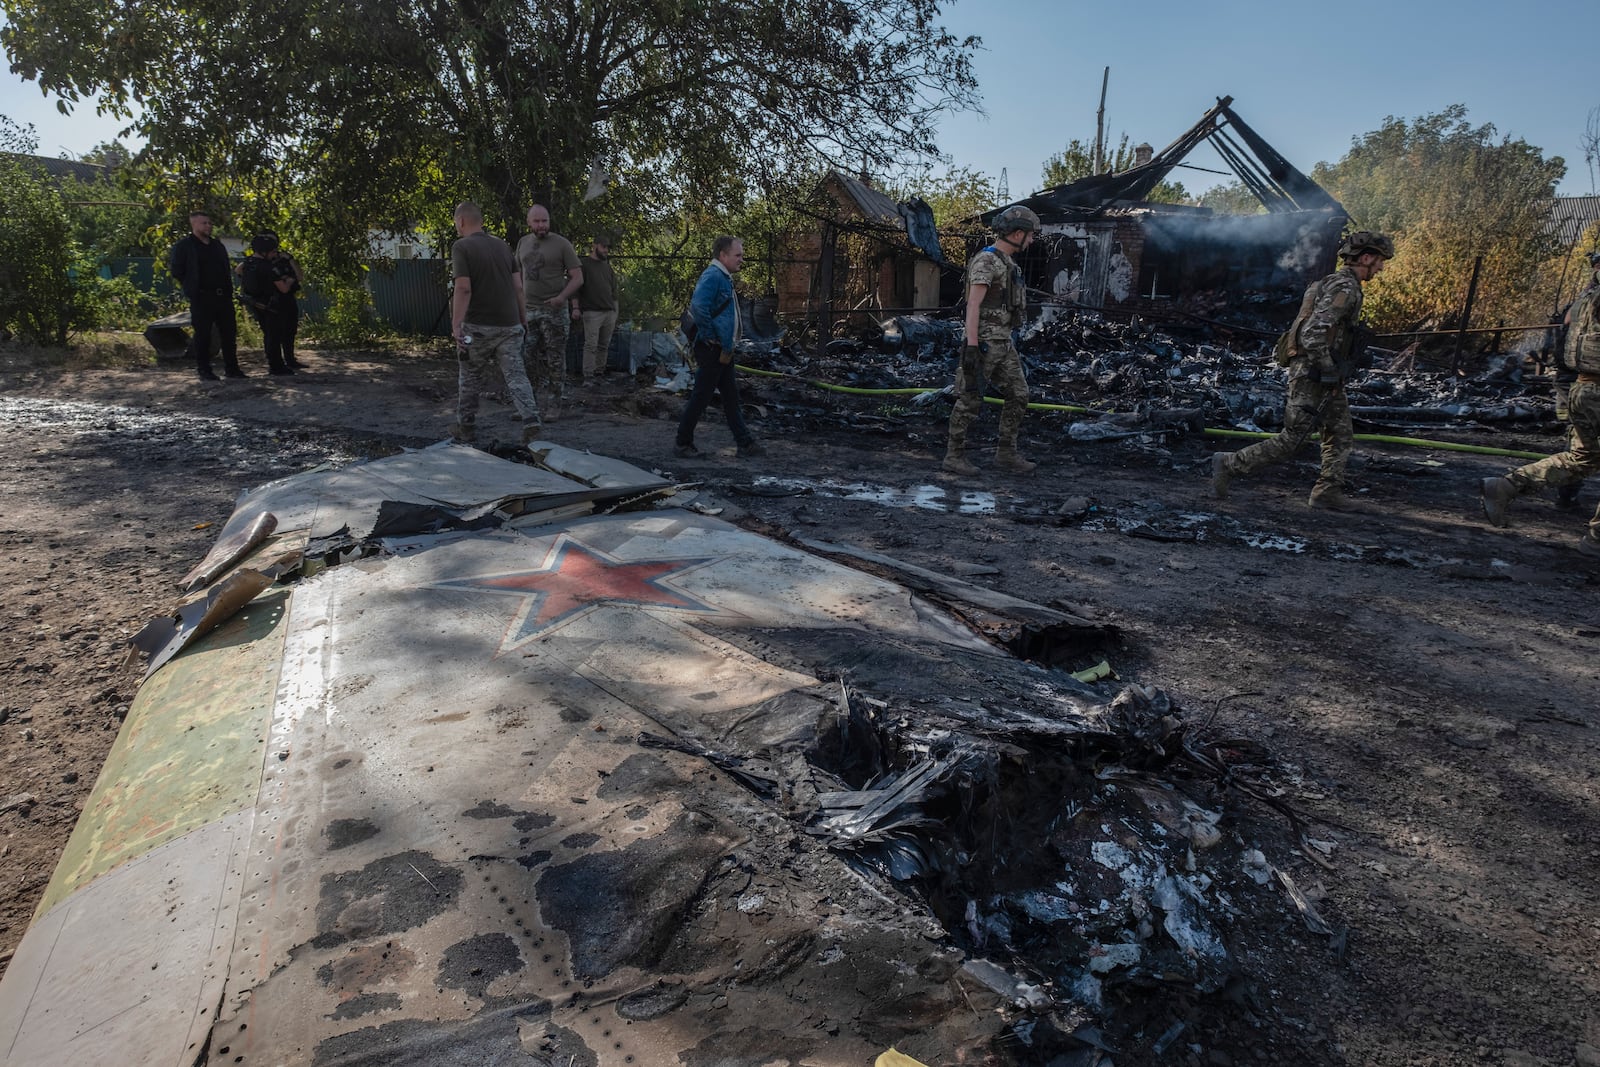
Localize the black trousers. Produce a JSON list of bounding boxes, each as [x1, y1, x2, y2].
[[676, 342, 751, 447], [260, 309, 299, 372], [189, 292, 238, 370]]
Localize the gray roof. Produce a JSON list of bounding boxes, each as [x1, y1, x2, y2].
[[828, 171, 902, 227], [1549, 195, 1600, 246], [2, 152, 108, 184]]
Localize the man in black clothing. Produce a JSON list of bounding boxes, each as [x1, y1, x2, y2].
[[240, 232, 304, 375], [169, 209, 242, 380]]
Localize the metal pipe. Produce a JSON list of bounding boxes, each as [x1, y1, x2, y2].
[[1376, 323, 1549, 339], [1094, 66, 1109, 175]]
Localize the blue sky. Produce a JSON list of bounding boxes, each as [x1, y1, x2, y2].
[[933, 0, 1597, 200], [3, 0, 1596, 201]]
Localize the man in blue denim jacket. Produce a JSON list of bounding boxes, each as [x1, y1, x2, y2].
[[674, 236, 766, 459]]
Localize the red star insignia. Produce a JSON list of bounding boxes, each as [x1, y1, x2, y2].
[[431, 535, 716, 650]]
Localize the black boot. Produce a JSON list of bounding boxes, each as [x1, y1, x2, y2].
[[198, 364, 221, 381]]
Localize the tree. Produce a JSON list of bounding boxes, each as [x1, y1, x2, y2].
[[1040, 134, 1188, 204], [1193, 180, 1264, 216], [2, 0, 981, 301], [54, 143, 163, 261], [1311, 105, 1565, 331], [891, 165, 997, 227], [0, 117, 101, 344], [882, 164, 994, 265]]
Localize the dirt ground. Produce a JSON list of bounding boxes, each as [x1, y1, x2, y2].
[[2, 335, 1598, 1066]]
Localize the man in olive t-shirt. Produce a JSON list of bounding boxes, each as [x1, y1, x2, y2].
[[515, 205, 583, 409], [577, 234, 619, 381], [450, 201, 540, 445]]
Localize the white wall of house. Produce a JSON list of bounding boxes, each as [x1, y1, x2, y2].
[[369, 231, 442, 260]]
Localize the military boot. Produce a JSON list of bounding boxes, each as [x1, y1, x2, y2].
[[1578, 534, 1600, 560], [995, 445, 1037, 474], [1210, 453, 1233, 500], [452, 421, 477, 445], [1556, 482, 1581, 510], [942, 447, 979, 476], [1307, 488, 1362, 512], [1479, 476, 1517, 527]]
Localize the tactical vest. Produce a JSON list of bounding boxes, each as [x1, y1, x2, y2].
[[1274, 275, 1333, 366], [1273, 271, 1363, 377], [1565, 288, 1600, 376], [972, 246, 1026, 327]]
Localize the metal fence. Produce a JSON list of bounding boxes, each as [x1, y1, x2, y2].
[[106, 257, 452, 336]]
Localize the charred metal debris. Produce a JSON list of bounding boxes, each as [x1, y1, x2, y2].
[[722, 311, 1560, 446], [644, 671, 1342, 1060]]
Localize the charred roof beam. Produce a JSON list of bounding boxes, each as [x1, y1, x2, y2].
[[1209, 127, 1298, 212], [989, 95, 1346, 222]]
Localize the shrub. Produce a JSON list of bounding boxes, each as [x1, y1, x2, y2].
[[0, 144, 102, 344]]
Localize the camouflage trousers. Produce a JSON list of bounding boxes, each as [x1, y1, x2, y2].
[[1224, 375, 1352, 497], [458, 322, 539, 439], [947, 339, 1030, 452], [522, 304, 571, 402], [1508, 379, 1600, 539]]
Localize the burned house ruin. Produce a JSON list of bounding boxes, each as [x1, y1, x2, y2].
[[778, 170, 954, 337], [993, 97, 1349, 323]]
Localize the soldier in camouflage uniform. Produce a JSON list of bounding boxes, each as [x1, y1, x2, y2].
[[1211, 231, 1394, 510], [1480, 257, 1600, 557], [515, 205, 583, 414], [944, 205, 1039, 476], [1550, 251, 1600, 509]]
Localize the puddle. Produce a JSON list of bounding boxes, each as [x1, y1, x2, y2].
[[752, 475, 996, 514], [1243, 533, 1307, 553]]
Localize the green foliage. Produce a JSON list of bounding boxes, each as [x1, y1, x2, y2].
[[1311, 105, 1565, 331], [1041, 134, 1188, 204], [2, 0, 981, 310], [615, 179, 810, 325], [1193, 181, 1265, 216], [889, 165, 997, 226], [88, 272, 164, 331], [302, 275, 383, 348], [883, 164, 994, 264], [48, 142, 164, 260], [0, 117, 102, 344]]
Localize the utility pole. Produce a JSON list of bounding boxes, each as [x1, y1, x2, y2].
[[1093, 67, 1110, 175]]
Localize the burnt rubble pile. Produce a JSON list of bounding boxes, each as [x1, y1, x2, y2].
[[645, 668, 1327, 1060], [732, 309, 1562, 441]]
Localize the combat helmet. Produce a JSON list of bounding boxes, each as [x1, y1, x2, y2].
[[1339, 230, 1394, 260], [251, 231, 281, 253], [992, 205, 1041, 235]]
